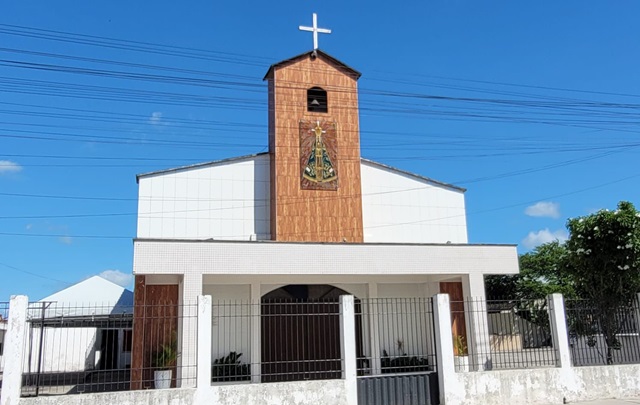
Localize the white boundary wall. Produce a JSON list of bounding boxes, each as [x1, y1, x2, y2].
[[3, 295, 357, 405], [6, 293, 640, 405], [433, 293, 640, 405], [15, 380, 350, 405], [455, 365, 640, 405]]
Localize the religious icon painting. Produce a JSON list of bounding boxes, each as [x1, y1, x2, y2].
[[299, 120, 339, 190]]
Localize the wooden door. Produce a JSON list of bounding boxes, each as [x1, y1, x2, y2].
[[440, 282, 468, 355]]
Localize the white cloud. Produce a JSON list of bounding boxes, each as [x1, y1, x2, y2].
[[58, 236, 73, 245], [0, 160, 23, 175], [522, 228, 569, 249], [149, 112, 163, 125], [99, 270, 133, 288], [525, 201, 560, 219]]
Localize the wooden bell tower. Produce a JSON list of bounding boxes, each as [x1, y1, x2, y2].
[[263, 48, 364, 243]]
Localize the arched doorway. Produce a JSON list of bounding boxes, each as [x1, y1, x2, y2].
[[261, 285, 362, 382]]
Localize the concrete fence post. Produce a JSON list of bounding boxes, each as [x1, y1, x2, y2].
[[339, 295, 357, 405], [433, 293, 460, 405], [1, 295, 29, 405], [547, 293, 572, 368], [634, 293, 640, 338], [250, 283, 261, 383], [196, 295, 212, 389]]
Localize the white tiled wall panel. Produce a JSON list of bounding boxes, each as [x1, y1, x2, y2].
[[137, 157, 468, 244], [361, 161, 468, 244], [133, 240, 519, 276], [137, 155, 271, 240]]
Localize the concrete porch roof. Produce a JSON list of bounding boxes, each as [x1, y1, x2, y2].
[[133, 239, 519, 277]]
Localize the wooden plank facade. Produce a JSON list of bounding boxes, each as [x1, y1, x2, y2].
[[440, 282, 468, 356], [130, 276, 179, 389], [266, 52, 364, 243]]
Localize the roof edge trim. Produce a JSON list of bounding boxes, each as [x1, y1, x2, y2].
[[263, 49, 362, 81], [136, 152, 269, 183], [361, 158, 467, 192]]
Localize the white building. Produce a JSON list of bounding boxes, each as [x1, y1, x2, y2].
[[24, 276, 133, 376], [131, 48, 519, 386]]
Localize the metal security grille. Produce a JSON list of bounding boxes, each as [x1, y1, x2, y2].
[[565, 298, 640, 366], [0, 301, 9, 382], [459, 298, 557, 371], [212, 299, 344, 383], [20, 301, 197, 397], [356, 298, 437, 376], [355, 298, 439, 405]]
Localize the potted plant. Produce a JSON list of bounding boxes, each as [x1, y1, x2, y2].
[[453, 335, 469, 372], [211, 351, 251, 382], [152, 338, 178, 389], [380, 339, 431, 374]]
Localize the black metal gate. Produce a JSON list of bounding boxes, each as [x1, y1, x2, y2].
[[358, 372, 439, 405]]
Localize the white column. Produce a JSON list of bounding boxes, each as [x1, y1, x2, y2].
[[367, 283, 381, 375], [340, 295, 357, 405], [433, 294, 460, 405], [1, 295, 28, 405], [196, 295, 212, 388], [461, 273, 492, 371], [179, 273, 202, 387], [250, 283, 261, 383], [547, 293, 571, 368]]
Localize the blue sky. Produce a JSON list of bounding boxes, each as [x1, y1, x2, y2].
[[1, 1, 639, 301]]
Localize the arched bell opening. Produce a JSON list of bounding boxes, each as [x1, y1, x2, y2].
[[261, 284, 363, 382], [307, 87, 328, 113]]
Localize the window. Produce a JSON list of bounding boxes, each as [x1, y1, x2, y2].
[[307, 87, 328, 113]]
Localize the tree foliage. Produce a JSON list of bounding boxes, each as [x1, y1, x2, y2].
[[564, 201, 640, 302], [485, 241, 574, 300], [563, 201, 640, 364]]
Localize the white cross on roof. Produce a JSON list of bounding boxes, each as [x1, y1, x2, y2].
[[299, 13, 331, 51]]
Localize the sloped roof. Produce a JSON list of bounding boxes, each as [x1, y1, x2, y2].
[[37, 275, 134, 318], [263, 49, 361, 81], [136, 153, 464, 192], [136, 152, 268, 182], [361, 159, 466, 192]]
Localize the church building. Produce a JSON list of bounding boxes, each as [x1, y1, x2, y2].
[[130, 14, 519, 387]]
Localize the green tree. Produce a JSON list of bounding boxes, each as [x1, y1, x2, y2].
[[485, 241, 574, 300], [564, 201, 640, 364]]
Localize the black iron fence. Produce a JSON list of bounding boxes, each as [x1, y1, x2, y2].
[[457, 298, 557, 371], [565, 298, 640, 366], [212, 299, 343, 383], [20, 301, 197, 396], [356, 298, 437, 376], [1, 301, 9, 379]]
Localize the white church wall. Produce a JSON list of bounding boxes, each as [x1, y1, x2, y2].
[[137, 155, 270, 241], [372, 284, 434, 365], [23, 327, 98, 373], [204, 285, 252, 365], [361, 161, 468, 244]]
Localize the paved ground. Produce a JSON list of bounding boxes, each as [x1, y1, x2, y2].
[[563, 399, 640, 405]]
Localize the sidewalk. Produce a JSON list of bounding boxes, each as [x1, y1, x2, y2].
[[563, 399, 640, 405]]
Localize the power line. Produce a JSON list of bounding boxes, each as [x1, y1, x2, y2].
[[1, 171, 637, 239], [0, 261, 72, 285]]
